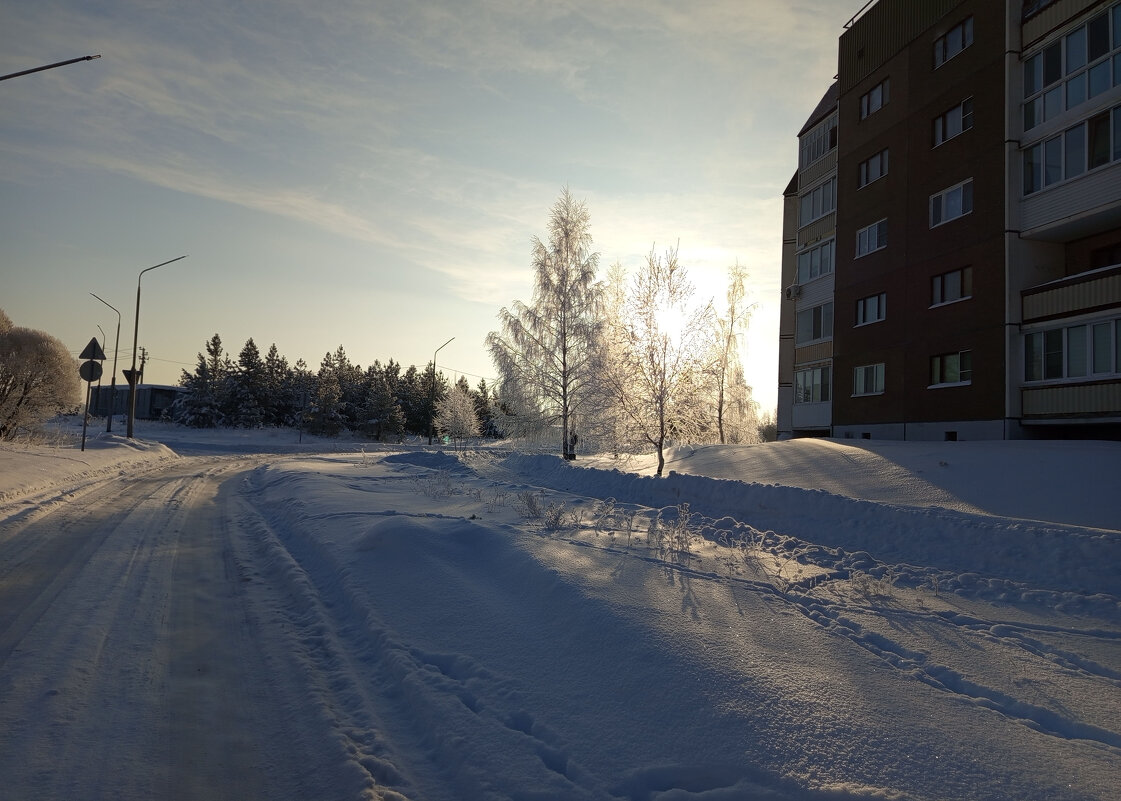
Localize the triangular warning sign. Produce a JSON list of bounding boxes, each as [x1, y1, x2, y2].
[[79, 337, 107, 361]]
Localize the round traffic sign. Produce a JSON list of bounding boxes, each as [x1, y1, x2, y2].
[[79, 360, 103, 382]]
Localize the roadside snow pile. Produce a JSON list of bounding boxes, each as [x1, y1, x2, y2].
[[0, 431, 176, 506], [497, 452, 1121, 611]]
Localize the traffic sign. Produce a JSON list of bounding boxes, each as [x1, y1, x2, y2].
[[79, 360, 103, 382], [79, 337, 107, 361]]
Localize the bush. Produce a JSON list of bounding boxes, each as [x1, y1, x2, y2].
[[0, 310, 81, 440]]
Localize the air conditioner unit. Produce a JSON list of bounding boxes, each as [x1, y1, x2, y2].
[[784, 284, 802, 301]]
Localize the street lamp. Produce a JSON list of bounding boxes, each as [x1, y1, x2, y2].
[[127, 256, 187, 438], [90, 292, 121, 433], [0, 54, 100, 82], [428, 336, 455, 446]]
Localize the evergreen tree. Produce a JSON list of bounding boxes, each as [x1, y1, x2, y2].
[[172, 351, 223, 428], [310, 351, 344, 436], [263, 343, 291, 426], [225, 338, 267, 428], [472, 378, 498, 438], [362, 364, 405, 441]]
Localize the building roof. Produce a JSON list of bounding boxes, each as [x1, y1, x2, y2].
[[797, 81, 839, 137]]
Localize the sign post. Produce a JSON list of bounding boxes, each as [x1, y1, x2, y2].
[[78, 338, 107, 452]]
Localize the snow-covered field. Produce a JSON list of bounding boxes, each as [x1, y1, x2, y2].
[[1, 420, 1119, 800]]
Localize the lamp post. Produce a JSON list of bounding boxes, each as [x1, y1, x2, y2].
[[428, 336, 454, 446], [0, 54, 100, 82], [127, 256, 187, 438], [90, 293, 121, 432]]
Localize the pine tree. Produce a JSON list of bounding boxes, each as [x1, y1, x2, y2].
[[310, 351, 344, 436], [226, 338, 267, 428], [263, 343, 291, 426], [172, 351, 223, 428], [362, 364, 405, 441]]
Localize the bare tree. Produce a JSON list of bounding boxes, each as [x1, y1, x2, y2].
[[607, 246, 714, 475], [0, 310, 81, 440], [486, 188, 603, 458], [712, 262, 754, 444]]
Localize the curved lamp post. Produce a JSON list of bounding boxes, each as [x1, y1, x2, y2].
[[90, 293, 121, 432], [127, 256, 187, 438], [428, 336, 454, 446]]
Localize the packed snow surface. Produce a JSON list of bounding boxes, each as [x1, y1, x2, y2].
[[1, 421, 1119, 800]]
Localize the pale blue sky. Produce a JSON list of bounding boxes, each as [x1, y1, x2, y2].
[[2, 0, 853, 413]]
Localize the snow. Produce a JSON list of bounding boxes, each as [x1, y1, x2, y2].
[[1, 420, 1119, 800]]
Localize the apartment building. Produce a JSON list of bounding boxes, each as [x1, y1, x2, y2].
[[778, 0, 1121, 440], [778, 85, 838, 438]]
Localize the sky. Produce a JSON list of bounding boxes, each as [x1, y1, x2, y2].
[[1, 0, 854, 414]]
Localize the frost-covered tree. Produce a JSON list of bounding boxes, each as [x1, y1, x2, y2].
[[607, 245, 715, 475], [172, 352, 224, 428], [712, 263, 754, 444], [486, 187, 603, 457], [0, 310, 81, 440], [435, 380, 479, 449]]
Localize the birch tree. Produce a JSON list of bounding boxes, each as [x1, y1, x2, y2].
[[0, 310, 81, 440], [712, 263, 753, 444], [607, 245, 714, 475], [486, 188, 603, 457]]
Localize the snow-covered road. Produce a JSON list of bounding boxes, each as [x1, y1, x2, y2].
[[1, 435, 1119, 800]]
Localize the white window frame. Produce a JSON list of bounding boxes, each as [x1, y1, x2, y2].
[[931, 266, 973, 307], [799, 112, 838, 169], [853, 363, 885, 397], [856, 219, 887, 258], [794, 365, 831, 404], [855, 292, 887, 326], [933, 98, 974, 147], [796, 302, 834, 346], [1024, 317, 1121, 382], [799, 176, 837, 227], [930, 179, 974, 228], [796, 238, 835, 284], [858, 149, 889, 188], [930, 350, 973, 387], [860, 78, 890, 120], [1022, 6, 1121, 131], [934, 16, 974, 69]]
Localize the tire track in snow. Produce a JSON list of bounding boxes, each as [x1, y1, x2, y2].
[[239, 465, 613, 800]]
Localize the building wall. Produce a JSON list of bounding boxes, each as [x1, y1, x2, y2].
[[833, 0, 1008, 434]]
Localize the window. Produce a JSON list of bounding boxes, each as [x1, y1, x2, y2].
[[1024, 318, 1121, 381], [1023, 7, 1121, 130], [797, 239, 834, 283], [858, 149, 889, 187], [933, 98, 974, 146], [930, 179, 973, 227], [795, 366, 831, 404], [931, 266, 973, 305], [860, 78, 889, 119], [799, 177, 836, 226], [855, 293, 886, 326], [1023, 103, 1121, 194], [934, 17, 974, 68], [796, 302, 833, 345], [930, 350, 972, 386], [853, 363, 885, 396], [799, 113, 838, 169], [856, 219, 887, 257]]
